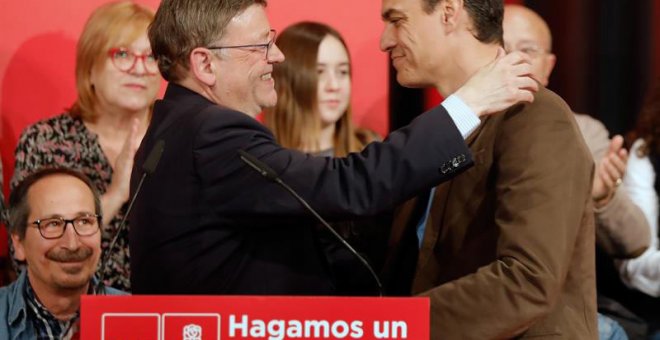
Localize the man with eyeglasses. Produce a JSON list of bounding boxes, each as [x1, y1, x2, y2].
[[504, 5, 652, 339], [503, 4, 649, 259], [0, 168, 123, 339], [129, 0, 538, 295]]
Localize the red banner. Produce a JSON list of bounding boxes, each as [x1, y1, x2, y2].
[[81, 295, 429, 340]]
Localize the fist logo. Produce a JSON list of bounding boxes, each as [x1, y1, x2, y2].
[[183, 324, 202, 340]]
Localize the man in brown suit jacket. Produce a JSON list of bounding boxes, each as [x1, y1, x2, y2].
[[380, 0, 597, 338]]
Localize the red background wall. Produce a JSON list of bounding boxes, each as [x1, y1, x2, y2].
[[0, 0, 387, 195], [0, 0, 388, 257]]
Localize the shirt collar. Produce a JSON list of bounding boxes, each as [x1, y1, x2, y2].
[[24, 276, 79, 339], [7, 271, 28, 326]]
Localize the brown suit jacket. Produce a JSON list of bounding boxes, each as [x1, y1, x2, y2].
[[384, 88, 597, 339]]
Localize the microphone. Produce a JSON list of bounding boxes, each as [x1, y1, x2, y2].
[[237, 149, 383, 296], [96, 139, 165, 294]]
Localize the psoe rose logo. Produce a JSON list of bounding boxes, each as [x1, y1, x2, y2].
[[183, 324, 202, 340]]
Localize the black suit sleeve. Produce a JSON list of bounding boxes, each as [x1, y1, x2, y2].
[[193, 104, 473, 218]]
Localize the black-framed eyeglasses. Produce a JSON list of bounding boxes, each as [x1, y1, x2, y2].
[[30, 214, 102, 240], [206, 29, 277, 60]]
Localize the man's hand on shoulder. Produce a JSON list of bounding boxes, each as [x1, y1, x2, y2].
[[455, 48, 539, 117]]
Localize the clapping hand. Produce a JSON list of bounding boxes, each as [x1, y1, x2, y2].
[[103, 118, 140, 225], [592, 135, 628, 208]]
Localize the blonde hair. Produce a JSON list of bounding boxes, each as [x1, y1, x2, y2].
[[70, 1, 154, 120], [264, 22, 373, 157]]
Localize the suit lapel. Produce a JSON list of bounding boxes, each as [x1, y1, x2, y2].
[[420, 184, 449, 267], [412, 115, 493, 293]]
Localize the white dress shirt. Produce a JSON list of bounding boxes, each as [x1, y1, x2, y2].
[[442, 94, 481, 139]]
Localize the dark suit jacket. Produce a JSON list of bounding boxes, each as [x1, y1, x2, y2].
[[384, 88, 597, 339], [129, 83, 472, 295]]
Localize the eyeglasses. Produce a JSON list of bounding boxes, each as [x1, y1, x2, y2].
[[207, 29, 277, 60], [108, 48, 159, 75], [30, 214, 102, 240]]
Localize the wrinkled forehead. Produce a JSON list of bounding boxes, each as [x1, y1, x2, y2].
[[26, 175, 96, 217]]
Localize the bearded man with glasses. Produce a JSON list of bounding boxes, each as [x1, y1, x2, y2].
[[0, 168, 123, 339]]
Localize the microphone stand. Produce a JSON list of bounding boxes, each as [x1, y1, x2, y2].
[[238, 149, 383, 296], [95, 140, 165, 294]]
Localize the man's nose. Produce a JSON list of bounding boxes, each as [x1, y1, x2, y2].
[[268, 43, 286, 63], [60, 221, 82, 250], [380, 25, 396, 52]]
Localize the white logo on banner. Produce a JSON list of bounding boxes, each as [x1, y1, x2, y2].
[[183, 324, 202, 340]]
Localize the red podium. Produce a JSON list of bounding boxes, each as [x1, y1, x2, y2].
[[81, 295, 429, 339]]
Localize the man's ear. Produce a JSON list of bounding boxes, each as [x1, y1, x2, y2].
[[544, 53, 557, 81], [440, 0, 463, 29], [11, 233, 26, 262], [189, 47, 217, 87]]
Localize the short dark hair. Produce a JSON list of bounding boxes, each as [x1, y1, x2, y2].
[[422, 0, 503, 45], [8, 168, 102, 240], [149, 0, 268, 82]]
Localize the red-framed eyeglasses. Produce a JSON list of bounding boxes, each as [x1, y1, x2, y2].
[[108, 48, 159, 75]]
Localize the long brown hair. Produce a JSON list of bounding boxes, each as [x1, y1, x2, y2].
[[70, 1, 154, 120], [628, 79, 660, 158], [264, 21, 372, 157]]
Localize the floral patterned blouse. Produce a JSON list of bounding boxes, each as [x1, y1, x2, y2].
[[11, 113, 131, 291]]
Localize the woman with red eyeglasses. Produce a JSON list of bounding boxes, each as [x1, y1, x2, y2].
[[10, 1, 161, 291]]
